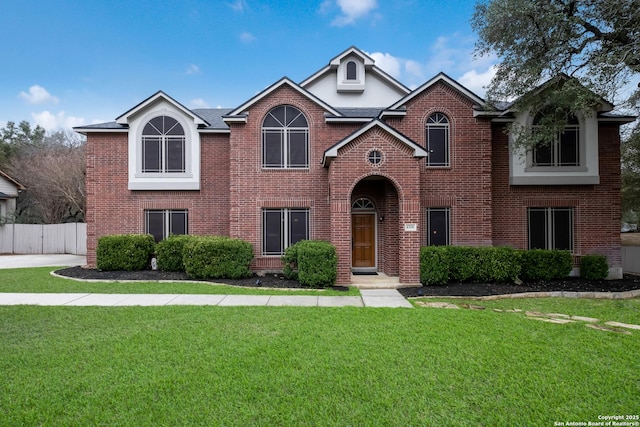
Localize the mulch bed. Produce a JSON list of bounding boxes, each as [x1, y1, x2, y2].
[[54, 266, 640, 297]]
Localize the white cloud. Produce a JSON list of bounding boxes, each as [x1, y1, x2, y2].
[[240, 32, 256, 43], [19, 85, 59, 105], [31, 111, 84, 131], [189, 98, 210, 108], [458, 65, 498, 97], [368, 52, 401, 79], [228, 0, 248, 12], [365, 35, 499, 96], [331, 0, 378, 26], [185, 64, 200, 75]]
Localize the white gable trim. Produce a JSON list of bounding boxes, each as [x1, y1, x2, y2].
[[389, 73, 485, 110], [116, 91, 209, 126], [225, 78, 342, 120], [323, 119, 428, 166]]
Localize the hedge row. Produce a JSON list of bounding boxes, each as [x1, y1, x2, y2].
[[96, 234, 253, 279], [282, 240, 337, 287], [420, 246, 578, 285]]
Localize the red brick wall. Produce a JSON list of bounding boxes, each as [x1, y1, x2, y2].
[[390, 81, 494, 247], [85, 132, 230, 266], [491, 122, 622, 267]]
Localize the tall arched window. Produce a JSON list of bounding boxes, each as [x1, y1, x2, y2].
[[262, 105, 309, 169], [142, 116, 186, 173], [346, 60, 357, 80], [426, 113, 450, 167]]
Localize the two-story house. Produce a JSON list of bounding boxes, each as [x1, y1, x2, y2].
[[75, 47, 633, 283]]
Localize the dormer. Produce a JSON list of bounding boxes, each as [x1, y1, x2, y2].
[[334, 52, 371, 92]]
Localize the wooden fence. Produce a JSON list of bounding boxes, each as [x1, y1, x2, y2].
[[0, 223, 86, 255], [622, 246, 640, 274]]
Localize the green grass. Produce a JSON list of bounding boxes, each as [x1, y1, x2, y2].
[[1, 303, 639, 425], [0, 267, 359, 296]]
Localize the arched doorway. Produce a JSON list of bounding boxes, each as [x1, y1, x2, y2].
[[351, 176, 400, 276]]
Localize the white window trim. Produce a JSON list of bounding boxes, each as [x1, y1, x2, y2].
[[509, 109, 599, 185], [426, 113, 451, 168], [144, 209, 189, 242], [127, 100, 200, 190]]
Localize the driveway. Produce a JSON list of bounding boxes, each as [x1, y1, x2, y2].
[[0, 254, 86, 269]]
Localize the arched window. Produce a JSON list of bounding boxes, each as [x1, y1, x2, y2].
[[426, 113, 450, 167], [142, 116, 186, 173], [346, 60, 357, 80], [352, 198, 375, 211], [262, 105, 309, 169], [532, 111, 580, 167]]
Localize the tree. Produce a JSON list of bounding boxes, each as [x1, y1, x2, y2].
[[0, 121, 45, 168], [472, 0, 640, 219], [2, 125, 86, 224]]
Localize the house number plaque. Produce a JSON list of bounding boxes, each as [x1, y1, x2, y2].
[[404, 223, 417, 232]]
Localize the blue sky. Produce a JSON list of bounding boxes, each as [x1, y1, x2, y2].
[[0, 0, 497, 132]]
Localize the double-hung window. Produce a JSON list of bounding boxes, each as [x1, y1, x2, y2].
[[142, 116, 186, 173], [145, 209, 188, 242], [532, 113, 579, 167], [262, 208, 309, 255], [425, 208, 450, 246], [528, 207, 573, 251], [426, 113, 450, 167], [262, 105, 309, 169]]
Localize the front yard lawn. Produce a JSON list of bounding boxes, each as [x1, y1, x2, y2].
[[0, 267, 359, 296], [1, 300, 638, 425]]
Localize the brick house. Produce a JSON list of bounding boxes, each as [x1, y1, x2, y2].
[[75, 47, 633, 283]]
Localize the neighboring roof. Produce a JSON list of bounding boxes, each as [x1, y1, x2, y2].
[[115, 91, 210, 126], [300, 46, 411, 95], [0, 170, 25, 191], [389, 72, 486, 111], [322, 119, 428, 167], [225, 77, 342, 121]]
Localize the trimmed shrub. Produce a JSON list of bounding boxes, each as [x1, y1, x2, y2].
[[580, 255, 609, 280], [282, 242, 300, 280], [420, 246, 450, 285], [183, 236, 253, 279], [282, 240, 337, 287], [156, 235, 194, 272], [445, 246, 479, 282], [520, 249, 573, 281], [96, 234, 156, 271], [474, 246, 521, 283], [297, 240, 337, 287]]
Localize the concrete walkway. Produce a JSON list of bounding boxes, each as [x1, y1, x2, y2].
[[0, 289, 412, 308]]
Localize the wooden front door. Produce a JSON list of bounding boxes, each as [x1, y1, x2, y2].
[[352, 214, 375, 268]]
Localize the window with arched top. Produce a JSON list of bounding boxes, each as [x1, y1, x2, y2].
[[532, 111, 580, 167], [352, 198, 375, 211], [262, 105, 309, 169], [346, 60, 357, 80], [142, 116, 186, 173], [426, 113, 450, 167]]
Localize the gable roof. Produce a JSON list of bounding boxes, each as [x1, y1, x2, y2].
[[224, 78, 342, 122], [388, 72, 486, 111], [322, 119, 428, 167], [300, 46, 410, 95], [0, 169, 25, 191], [115, 91, 210, 126]]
